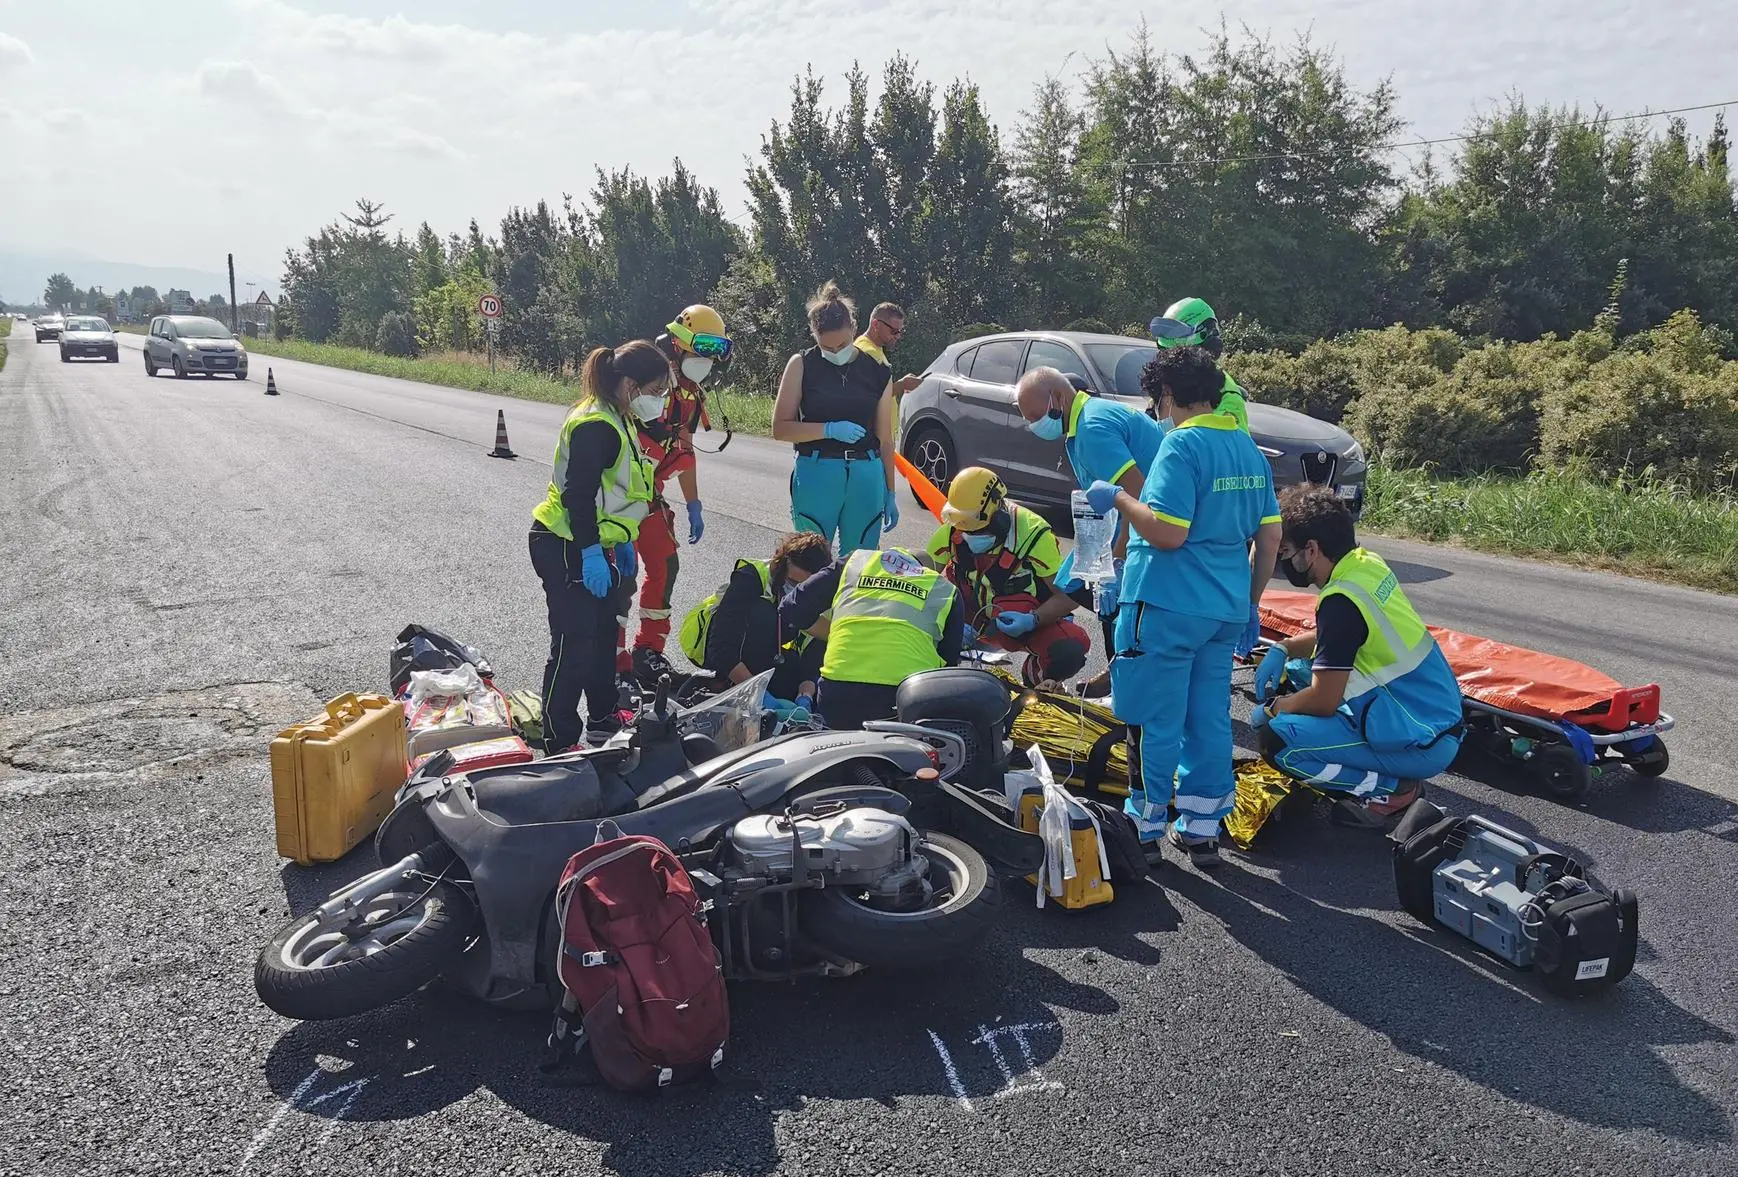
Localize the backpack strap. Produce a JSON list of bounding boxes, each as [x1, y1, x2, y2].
[[1081, 724, 1129, 791]]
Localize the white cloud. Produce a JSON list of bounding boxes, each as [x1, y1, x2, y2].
[[195, 60, 299, 114], [0, 32, 33, 71], [43, 108, 91, 134]]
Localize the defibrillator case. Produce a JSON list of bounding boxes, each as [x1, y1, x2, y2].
[[270, 692, 408, 865], [1017, 784, 1115, 910]]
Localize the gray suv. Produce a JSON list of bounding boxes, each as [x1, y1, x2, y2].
[[143, 315, 250, 379], [897, 330, 1367, 518]]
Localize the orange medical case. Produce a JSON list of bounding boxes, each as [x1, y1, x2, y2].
[[269, 693, 408, 865]]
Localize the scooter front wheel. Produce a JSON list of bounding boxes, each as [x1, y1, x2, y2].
[[255, 879, 476, 1021], [797, 832, 999, 971]]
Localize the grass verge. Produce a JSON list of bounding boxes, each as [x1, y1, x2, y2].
[[1363, 462, 1738, 593]]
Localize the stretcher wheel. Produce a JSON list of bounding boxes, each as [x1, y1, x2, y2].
[[1534, 744, 1591, 801], [1627, 742, 1669, 779]]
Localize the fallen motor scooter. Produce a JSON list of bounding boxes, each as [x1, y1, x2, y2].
[[254, 668, 1038, 1021]]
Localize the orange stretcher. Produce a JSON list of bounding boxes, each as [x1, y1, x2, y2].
[[1257, 590, 1674, 800]]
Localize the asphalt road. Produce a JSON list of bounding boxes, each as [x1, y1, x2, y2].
[[2, 323, 1735, 1177]]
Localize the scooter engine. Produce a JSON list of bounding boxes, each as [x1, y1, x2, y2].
[[726, 807, 928, 899]]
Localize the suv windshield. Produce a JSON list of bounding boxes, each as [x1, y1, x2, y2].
[[1084, 341, 1159, 397], [176, 318, 232, 339], [67, 317, 109, 332]]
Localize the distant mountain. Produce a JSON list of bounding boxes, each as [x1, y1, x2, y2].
[[0, 249, 277, 307]]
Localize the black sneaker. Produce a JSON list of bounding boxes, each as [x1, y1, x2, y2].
[[585, 712, 632, 746], [632, 647, 675, 683], [1167, 825, 1223, 869]]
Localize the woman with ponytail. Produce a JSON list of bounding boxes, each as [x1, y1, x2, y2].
[[529, 341, 665, 750]]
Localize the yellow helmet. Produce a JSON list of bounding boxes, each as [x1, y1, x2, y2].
[[941, 467, 1008, 532], [668, 304, 729, 358]]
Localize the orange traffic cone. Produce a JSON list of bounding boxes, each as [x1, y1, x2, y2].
[[488, 409, 516, 459], [264, 367, 279, 396]]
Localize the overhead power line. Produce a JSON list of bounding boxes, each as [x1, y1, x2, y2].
[[1097, 98, 1737, 174]]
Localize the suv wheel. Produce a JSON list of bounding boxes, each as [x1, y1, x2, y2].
[[171, 356, 187, 379], [144, 354, 158, 376], [903, 425, 956, 503]]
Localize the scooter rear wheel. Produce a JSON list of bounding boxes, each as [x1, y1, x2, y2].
[[797, 832, 999, 970], [255, 879, 476, 1021]]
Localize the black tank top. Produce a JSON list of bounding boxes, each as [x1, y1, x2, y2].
[[797, 345, 890, 456]]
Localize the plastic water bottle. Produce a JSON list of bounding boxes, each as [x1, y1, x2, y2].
[[1070, 489, 1119, 598]]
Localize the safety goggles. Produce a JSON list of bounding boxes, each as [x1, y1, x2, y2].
[[667, 321, 733, 361]]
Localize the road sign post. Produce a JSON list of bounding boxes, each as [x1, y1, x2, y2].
[[478, 294, 502, 374]]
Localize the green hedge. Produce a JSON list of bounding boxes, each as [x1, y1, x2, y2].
[[1230, 309, 1738, 490]]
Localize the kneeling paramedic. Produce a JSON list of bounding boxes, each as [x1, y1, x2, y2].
[[1252, 485, 1464, 824], [529, 342, 660, 751], [928, 466, 1090, 686], [1086, 345, 1281, 869], [680, 531, 834, 708], [780, 546, 965, 731]]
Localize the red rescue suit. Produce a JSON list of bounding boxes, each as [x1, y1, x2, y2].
[[616, 384, 705, 670]]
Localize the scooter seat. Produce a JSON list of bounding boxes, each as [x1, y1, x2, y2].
[[467, 759, 635, 826]]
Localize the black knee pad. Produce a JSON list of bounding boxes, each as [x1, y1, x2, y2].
[[1044, 638, 1087, 682]]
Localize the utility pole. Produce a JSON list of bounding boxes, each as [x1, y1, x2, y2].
[[227, 254, 239, 332]]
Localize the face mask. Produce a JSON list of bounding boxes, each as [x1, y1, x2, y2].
[[822, 343, 858, 366], [962, 531, 997, 554], [629, 393, 666, 422], [680, 355, 713, 385], [1028, 410, 1065, 441], [1282, 549, 1315, 588], [1158, 415, 1177, 435]]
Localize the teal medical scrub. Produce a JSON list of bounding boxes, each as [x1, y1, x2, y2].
[[1113, 413, 1280, 841], [1063, 390, 1166, 490]]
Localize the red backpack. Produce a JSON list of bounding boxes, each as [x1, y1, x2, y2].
[[547, 827, 729, 1091]]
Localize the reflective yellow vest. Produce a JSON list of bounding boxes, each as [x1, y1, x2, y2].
[[531, 400, 655, 545], [1320, 548, 1463, 749], [821, 548, 954, 687], [680, 559, 770, 664]]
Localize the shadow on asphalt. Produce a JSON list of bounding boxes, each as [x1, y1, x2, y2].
[[259, 911, 1116, 1177], [1169, 804, 1734, 1146], [1447, 745, 1737, 837]]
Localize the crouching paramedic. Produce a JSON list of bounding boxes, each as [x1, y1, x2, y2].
[[928, 466, 1089, 686], [680, 531, 834, 704], [780, 546, 965, 731], [1253, 485, 1464, 823]]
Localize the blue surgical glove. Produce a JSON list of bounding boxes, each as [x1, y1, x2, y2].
[[580, 544, 611, 598], [1095, 556, 1123, 617], [962, 624, 980, 647], [1055, 549, 1083, 595], [761, 691, 785, 712], [883, 487, 900, 530], [823, 420, 867, 444], [614, 540, 637, 584], [1084, 479, 1119, 515], [1233, 603, 1261, 659], [1254, 645, 1287, 702], [995, 610, 1038, 638], [686, 500, 705, 545], [1250, 704, 1274, 730]]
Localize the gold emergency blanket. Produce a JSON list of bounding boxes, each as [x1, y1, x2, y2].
[[1223, 760, 1299, 850]]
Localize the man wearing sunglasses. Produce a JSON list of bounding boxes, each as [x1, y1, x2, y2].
[[854, 302, 923, 398], [617, 303, 733, 685]]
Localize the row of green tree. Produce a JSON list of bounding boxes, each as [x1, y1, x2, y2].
[[37, 273, 236, 322], [277, 24, 1738, 405]]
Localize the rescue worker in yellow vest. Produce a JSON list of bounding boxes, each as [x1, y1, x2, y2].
[[528, 342, 660, 752], [1253, 485, 1465, 826], [780, 546, 967, 731], [684, 531, 835, 705], [927, 467, 1091, 687]]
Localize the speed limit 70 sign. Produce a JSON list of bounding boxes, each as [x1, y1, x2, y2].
[[478, 294, 502, 319]]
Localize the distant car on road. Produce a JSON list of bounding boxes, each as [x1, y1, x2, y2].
[[143, 314, 249, 380], [897, 329, 1369, 520], [59, 315, 120, 363], [34, 314, 66, 343]]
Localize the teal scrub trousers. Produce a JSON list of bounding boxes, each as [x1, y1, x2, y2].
[[1111, 601, 1245, 841], [1265, 711, 1462, 797], [790, 451, 886, 558]]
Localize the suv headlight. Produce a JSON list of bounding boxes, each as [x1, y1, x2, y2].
[[1343, 440, 1365, 466]]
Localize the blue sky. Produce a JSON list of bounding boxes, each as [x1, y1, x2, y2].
[[1, 0, 1735, 285]]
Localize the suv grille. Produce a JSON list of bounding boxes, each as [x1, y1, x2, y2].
[[1300, 451, 1339, 486]]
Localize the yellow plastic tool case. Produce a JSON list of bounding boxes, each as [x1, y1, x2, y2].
[[270, 693, 408, 865]]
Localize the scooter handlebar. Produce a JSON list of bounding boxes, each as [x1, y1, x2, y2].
[[654, 673, 672, 719]]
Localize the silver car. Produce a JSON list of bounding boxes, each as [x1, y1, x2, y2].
[[59, 315, 119, 363], [897, 330, 1368, 519], [143, 314, 250, 380]]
